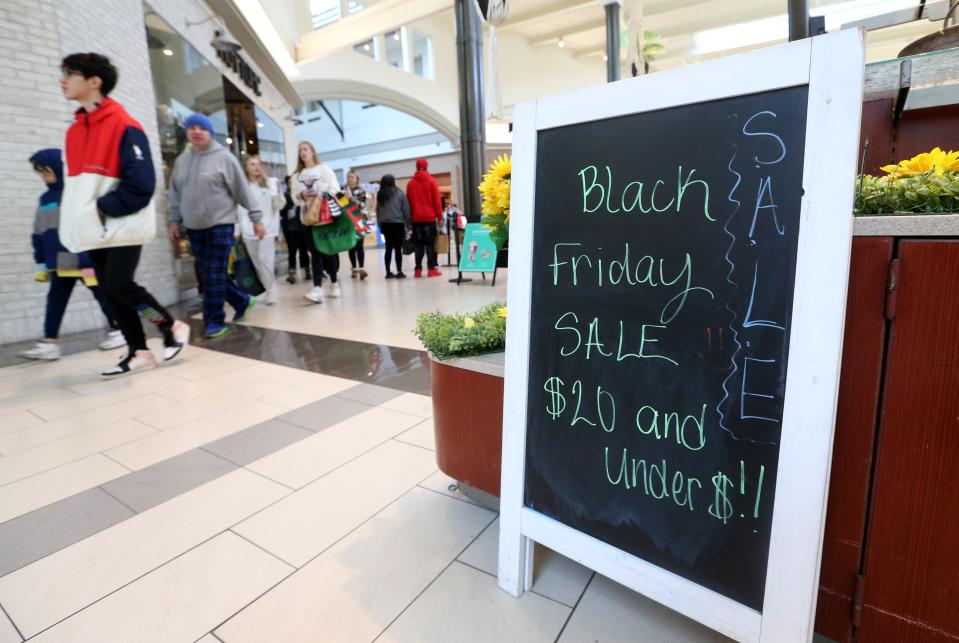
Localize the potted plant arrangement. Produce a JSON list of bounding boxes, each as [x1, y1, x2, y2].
[[856, 147, 959, 214]]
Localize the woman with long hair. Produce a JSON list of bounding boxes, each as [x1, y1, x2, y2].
[[238, 156, 284, 304], [375, 174, 411, 279], [279, 174, 309, 284], [344, 170, 368, 280], [291, 141, 341, 303]]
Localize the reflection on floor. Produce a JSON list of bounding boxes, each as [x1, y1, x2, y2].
[[0, 251, 832, 642]]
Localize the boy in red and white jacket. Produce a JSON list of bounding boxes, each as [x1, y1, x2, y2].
[[59, 53, 189, 378]]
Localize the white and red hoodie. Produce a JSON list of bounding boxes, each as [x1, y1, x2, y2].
[[59, 97, 157, 253]]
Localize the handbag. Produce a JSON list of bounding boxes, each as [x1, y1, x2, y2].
[[402, 237, 415, 255], [339, 196, 371, 235], [229, 238, 265, 296]]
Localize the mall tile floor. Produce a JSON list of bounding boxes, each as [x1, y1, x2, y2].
[[0, 252, 822, 642]]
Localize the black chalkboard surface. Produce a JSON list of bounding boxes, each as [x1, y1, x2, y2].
[[523, 86, 809, 610]]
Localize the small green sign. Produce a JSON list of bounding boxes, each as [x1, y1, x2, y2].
[[459, 223, 498, 273]]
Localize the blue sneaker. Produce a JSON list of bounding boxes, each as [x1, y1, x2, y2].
[[204, 324, 229, 339], [234, 295, 256, 322]]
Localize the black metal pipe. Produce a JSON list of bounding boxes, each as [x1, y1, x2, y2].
[[605, 1, 620, 82], [788, 0, 810, 41], [455, 0, 486, 223]]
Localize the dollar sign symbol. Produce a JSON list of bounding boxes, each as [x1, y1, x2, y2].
[[709, 473, 734, 524], [543, 377, 566, 420]]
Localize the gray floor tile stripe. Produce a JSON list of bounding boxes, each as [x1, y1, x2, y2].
[[0, 602, 24, 642], [0, 387, 381, 580], [203, 419, 313, 467], [278, 396, 372, 433], [334, 383, 404, 407], [100, 449, 237, 514], [0, 488, 133, 578]]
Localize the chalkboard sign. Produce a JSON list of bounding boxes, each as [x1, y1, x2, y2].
[[499, 32, 864, 642]]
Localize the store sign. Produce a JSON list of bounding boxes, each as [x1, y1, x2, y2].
[[459, 223, 498, 273], [217, 49, 261, 96], [498, 30, 864, 642]]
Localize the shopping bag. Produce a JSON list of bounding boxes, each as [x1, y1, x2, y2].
[[229, 238, 265, 296], [434, 232, 449, 255], [302, 193, 335, 226], [402, 237, 415, 255], [312, 209, 359, 255], [338, 196, 371, 235]]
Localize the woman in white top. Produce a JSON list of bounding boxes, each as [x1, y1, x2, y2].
[[239, 156, 284, 304], [290, 141, 341, 304]]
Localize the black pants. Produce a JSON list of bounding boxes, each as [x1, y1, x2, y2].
[[412, 222, 437, 270], [282, 222, 309, 272], [302, 227, 339, 285], [89, 246, 173, 352], [380, 222, 405, 273], [348, 237, 365, 268], [45, 274, 117, 339]]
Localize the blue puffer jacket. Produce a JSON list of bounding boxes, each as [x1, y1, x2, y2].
[[30, 149, 96, 283]]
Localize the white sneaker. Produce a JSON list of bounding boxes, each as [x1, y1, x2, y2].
[[101, 350, 156, 378], [329, 283, 342, 298], [163, 320, 191, 362], [265, 288, 277, 305], [304, 286, 324, 304], [98, 330, 126, 351], [19, 341, 61, 361]]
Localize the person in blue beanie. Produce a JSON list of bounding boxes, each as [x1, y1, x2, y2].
[[19, 149, 125, 361], [168, 113, 264, 339]]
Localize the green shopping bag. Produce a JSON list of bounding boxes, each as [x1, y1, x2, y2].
[[311, 209, 358, 255]]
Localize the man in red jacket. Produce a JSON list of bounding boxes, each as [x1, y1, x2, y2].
[[406, 158, 443, 277]]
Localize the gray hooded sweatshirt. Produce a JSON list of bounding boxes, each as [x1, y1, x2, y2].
[[169, 140, 262, 230]]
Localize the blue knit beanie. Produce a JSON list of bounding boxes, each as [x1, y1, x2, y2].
[[184, 113, 214, 137]]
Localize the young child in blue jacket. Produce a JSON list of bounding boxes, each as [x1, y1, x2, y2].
[[19, 149, 124, 361]]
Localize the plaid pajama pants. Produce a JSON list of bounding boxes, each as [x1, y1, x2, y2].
[[188, 225, 249, 329]]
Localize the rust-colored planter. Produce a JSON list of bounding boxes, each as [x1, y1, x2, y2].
[[430, 354, 504, 497]]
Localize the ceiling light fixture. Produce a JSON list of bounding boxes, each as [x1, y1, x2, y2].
[[363, 43, 371, 51], [558, 37, 565, 48], [393, 32, 400, 41], [603, 54, 608, 61], [256, 121, 264, 128], [162, 48, 174, 56], [226, 137, 233, 144]]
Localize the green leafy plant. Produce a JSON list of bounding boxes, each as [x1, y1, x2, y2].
[[415, 302, 507, 359], [855, 171, 959, 215]]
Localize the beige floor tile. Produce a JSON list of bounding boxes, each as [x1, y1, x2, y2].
[[394, 418, 436, 451], [138, 379, 287, 430], [216, 487, 495, 643], [256, 378, 357, 410], [105, 400, 286, 471], [262, 367, 353, 388], [245, 407, 424, 488], [150, 362, 283, 403], [0, 454, 128, 524], [163, 358, 263, 383], [0, 394, 169, 455], [34, 373, 183, 421], [0, 469, 289, 638], [380, 392, 434, 418], [0, 607, 20, 643], [0, 411, 43, 437], [0, 419, 155, 487], [0, 388, 80, 418], [30, 532, 292, 643], [458, 518, 593, 608], [195, 635, 220, 643], [379, 561, 569, 643], [235, 440, 437, 566], [418, 470, 485, 507], [558, 573, 732, 643]]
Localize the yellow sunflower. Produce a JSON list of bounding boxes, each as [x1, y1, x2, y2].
[[881, 147, 959, 177]]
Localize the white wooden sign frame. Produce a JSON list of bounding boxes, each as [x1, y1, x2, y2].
[[498, 30, 865, 643]]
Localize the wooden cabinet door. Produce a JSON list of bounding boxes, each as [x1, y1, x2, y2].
[[858, 240, 959, 642], [816, 237, 893, 642]]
